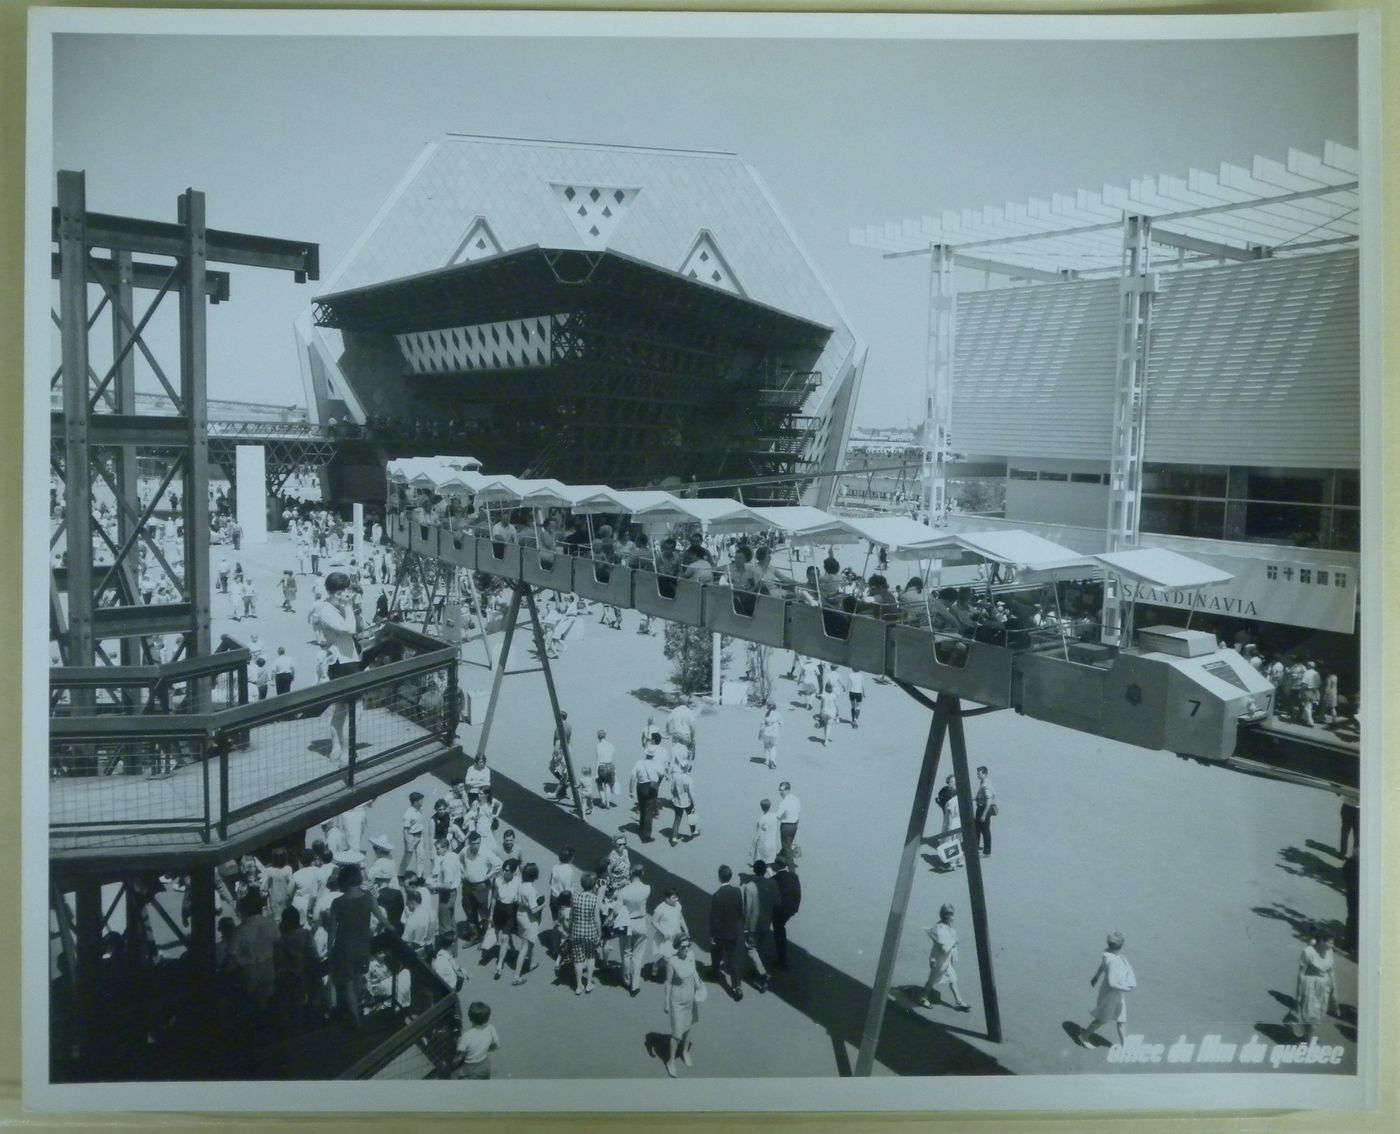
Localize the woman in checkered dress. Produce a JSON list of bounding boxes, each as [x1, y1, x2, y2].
[[566, 872, 603, 995]]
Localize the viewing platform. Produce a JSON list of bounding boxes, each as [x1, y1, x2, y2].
[[48, 624, 464, 880]]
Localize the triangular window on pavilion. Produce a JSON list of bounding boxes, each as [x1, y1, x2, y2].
[[551, 184, 639, 248], [679, 230, 745, 296], [447, 217, 502, 266]]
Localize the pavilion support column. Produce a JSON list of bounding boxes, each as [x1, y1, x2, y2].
[[178, 186, 214, 705], [1102, 214, 1155, 648], [921, 245, 955, 526]]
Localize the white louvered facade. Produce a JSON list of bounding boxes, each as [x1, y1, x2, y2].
[[1145, 250, 1358, 469], [953, 279, 1120, 461], [953, 249, 1359, 470]]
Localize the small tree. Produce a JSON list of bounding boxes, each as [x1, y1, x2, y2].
[[662, 622, 729, 697], [952, 478, 1006, 515], [747, 643, 774, 706]]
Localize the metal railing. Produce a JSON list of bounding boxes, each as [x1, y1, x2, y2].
[[50, 626, 460, 844], [345, 935, 462, 1080], [50, 635, 251, 716]]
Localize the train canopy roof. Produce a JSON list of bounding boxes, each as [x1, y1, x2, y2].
[[946, 529, 1090, 571], [1091, 548, 1235, 588], [387, 459, 1225, 586]]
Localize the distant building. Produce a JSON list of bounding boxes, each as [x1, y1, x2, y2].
[[840, 426, 922, 516], [296, 135, 866, 507]]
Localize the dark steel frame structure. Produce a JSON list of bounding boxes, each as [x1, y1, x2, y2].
[[50, 170, 318, 689], [313, 247, 831, 504], [48, 170, 321, 1078]]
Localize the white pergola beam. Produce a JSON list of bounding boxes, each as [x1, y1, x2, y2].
[[1150, 227, 1265, 262], [952, 252, 1078, 282]]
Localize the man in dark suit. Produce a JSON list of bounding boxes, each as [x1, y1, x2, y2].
[[771, 853, 802, 969], [629, 736, 664, 842], [708, 865, 748, 1000]]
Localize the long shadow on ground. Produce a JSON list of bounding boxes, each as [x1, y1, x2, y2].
[[1276, 844, 1343, 892], [433, 758, 1009, 1077]]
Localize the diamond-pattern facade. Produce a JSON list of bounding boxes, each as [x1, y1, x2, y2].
[[395, 316, 556, 373]]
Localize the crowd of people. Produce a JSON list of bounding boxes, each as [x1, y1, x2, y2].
[[1234, 647, 1355, 733], [182, 725, 807, 1080]]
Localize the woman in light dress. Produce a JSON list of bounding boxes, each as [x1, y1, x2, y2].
[[1292, 927, 1338, 1040], [661, 934, 705, 1077], [759, 702, 783, 770], [1078, 931, 1137, 1047], [511, 862, 545, 986], [817, 682, 839, 746], [647, 889, 689, 982], [797, 659, 819, 710], [751, 799, 781, 867], [918, 903, 971, 1012]]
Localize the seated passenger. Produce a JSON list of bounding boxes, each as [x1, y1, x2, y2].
[[654, 537, 683, 598], [926, 588, 961, 634], [535, 517, 559, 568], [753, 546, 787, 595], [629, 532, 654, 571], [683, 532, 713, 566], [899, 577, 929, 627], [682, 537, 716, 583], [816, 556, 845, 608], [865, 575, 899, 622], [489, 514, 517, 547], [591, 524, 619, 584], [728, 547, 759, 614]]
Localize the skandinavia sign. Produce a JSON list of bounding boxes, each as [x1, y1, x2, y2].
[[1121, 554, 1358, 634]]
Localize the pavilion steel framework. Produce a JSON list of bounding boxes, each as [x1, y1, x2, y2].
[[852, 141, 1361, 645], [313, 247, 834, 505]]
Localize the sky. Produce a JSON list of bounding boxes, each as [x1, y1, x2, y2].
[[46, 18, 1359, 428]]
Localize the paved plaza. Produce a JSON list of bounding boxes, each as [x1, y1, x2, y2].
[[174, 529, 1361, 1080]]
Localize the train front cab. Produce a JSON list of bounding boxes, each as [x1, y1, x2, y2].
[[1019, 625, 1274, 762]]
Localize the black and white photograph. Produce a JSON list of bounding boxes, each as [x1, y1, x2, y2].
[[22, 7, 1383, 1115]]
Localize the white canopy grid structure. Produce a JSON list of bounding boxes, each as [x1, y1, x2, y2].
[[850, 142, 1358, 278]]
